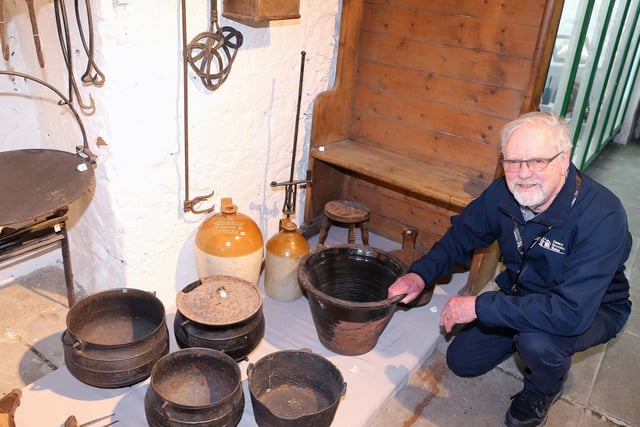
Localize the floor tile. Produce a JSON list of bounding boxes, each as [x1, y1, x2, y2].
[[589, 333, 640, 426]]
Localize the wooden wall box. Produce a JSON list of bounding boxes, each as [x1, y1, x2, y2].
[[222, 0, 300, 22]]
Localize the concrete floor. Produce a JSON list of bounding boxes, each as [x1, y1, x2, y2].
[[1, 141, 639, 426]]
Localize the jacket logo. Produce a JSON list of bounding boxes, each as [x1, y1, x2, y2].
[[539, 237, 565, 254]]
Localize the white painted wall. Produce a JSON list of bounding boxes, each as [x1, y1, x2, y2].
[[0, 0, 341, 307]]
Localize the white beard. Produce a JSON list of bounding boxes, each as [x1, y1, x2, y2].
[[510, 182, 545, 209]]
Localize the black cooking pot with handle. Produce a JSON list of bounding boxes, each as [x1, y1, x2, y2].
[[61, 288, 169, 388], [173, 276, 265, 361], [247, 349, 346, 427], [144, 348, 244, 427]]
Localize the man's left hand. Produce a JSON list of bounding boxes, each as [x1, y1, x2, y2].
[[440, 295, 478, 333]]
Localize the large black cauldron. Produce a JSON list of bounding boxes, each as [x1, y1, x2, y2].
[[61, 288, 169, 388], [144, 348, 244, 427], [247, 350, 346, 426], [298, 244, 406, 355]]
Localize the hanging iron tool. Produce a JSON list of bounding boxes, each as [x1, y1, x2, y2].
[[181, 0, 215, 214], [25, 0, 45, 67], [184, 0, 243, 91], [74, 0, 105, 87], [54, 0, 96, 112], [0, 0, 8, 61], [270, 51, 312, 217]]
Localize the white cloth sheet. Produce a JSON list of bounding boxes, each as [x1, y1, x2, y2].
[[15, 231, 468, 426]]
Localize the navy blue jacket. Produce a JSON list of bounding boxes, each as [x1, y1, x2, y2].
[[408, 164, 632, 336]]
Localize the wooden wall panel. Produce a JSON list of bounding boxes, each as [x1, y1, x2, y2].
[[353, 85, 509, 144], [356, 61, 524, 118], [357, 32, 533, 89], [365, 0, 548, 27], [350, 110, 499, 177], [362, 3, 541, 57]]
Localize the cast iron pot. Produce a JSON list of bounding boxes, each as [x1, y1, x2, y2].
[[297, 244, 407, 355], [144, 347, 244, 427], [247, 349, 346, 426], [173, 276, 265, 361], [61, 288, 169, 388]]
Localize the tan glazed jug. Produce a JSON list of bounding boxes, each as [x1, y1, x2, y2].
[[194, 198, 264, 285], [265, 218, 310, 301]]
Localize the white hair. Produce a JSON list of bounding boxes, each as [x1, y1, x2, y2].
[[500, 111, 572, 154]]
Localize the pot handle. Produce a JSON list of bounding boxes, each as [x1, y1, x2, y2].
[[61, 330, 83, 351], [161, 401, 189, 423], [386, 293, 408, 306], [246, 362, 255, 377], [179, 318, 192, 332], [340, 381, 347, 398], [160, 401, 179, 422], [181, 280, 203, 294]]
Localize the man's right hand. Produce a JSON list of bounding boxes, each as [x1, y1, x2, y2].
[[388, 272, 426, 304]]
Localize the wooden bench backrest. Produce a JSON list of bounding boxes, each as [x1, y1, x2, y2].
[[349, 0, 561, 183]]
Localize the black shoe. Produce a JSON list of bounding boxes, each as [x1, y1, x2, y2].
[[504, 387, 562, 427]]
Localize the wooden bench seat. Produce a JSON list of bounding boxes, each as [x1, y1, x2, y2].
[[311, 139, 487, 211]]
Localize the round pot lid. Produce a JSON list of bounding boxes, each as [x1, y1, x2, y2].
[[177, 275, 262, 326]]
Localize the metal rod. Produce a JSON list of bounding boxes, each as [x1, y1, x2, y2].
[[289, 51, 306, 183], [181, 0, 215, 214], [270, 51, 310, 218], [181, 0, 190, 206], [25, 0, 45, 67], [53, 0, 95, 112]]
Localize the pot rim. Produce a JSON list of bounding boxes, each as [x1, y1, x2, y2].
[[297, 244, 407, 310], [149, 347, 243, 409], [65, 288, 166, 346], [247, 349, 346, 420]]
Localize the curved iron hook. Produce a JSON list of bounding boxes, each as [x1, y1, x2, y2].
[[183, 189, 215, 215], [74, 0, 105, 87], [54, 0, 96, 113]]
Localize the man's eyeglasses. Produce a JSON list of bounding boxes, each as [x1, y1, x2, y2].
[[501, 152, 564, 173]]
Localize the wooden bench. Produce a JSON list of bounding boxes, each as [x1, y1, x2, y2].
[[311, 139, 488, 211], [301, 0, 563, 294]]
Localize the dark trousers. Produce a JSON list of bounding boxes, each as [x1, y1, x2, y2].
[[446, 308, 620, 396]]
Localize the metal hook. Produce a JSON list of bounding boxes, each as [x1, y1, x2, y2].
[[75, 0, 106, 87], [183, 189, 216, 215], [54, 0, 96, 113]]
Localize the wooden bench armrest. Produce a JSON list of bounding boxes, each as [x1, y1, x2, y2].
[[311, 139, 487, 210]]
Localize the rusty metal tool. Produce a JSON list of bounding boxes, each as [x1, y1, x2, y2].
[[64, 414, 118, 427], [25, 0, 45, 67], [270, 51, 312, 217], [0, 0, 9, 60], [0, 389, 21, 427]]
